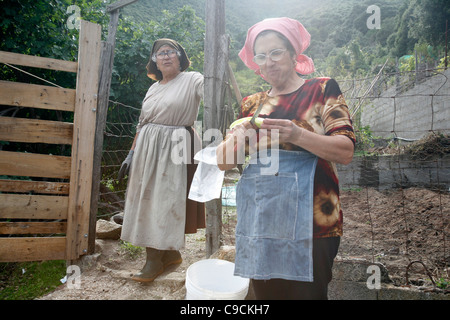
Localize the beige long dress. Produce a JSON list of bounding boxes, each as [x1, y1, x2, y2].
[[121, 71, 204, 250]]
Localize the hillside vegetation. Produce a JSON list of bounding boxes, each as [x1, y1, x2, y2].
[[1, 0, 448, 146], [121, 0, 449, 99], [2, 0, 448, 105]]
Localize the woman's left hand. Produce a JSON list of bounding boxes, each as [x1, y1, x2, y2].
[[260, 118, 303, 145], [260, 118, 354, 165]]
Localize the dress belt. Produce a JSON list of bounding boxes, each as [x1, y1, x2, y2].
[[143, 122, 186, 130]]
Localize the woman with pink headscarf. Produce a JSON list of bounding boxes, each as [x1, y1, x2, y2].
[[217, 18, 355, 299]]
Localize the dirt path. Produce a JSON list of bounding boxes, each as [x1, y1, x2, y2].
[[40, 231, 208, 300], [40, 187, 448, 299]]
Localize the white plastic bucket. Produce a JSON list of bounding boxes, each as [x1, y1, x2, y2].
[[185, 259, 249, 300]]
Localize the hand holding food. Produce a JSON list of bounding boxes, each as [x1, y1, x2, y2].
[[229, 117, 264, 130]]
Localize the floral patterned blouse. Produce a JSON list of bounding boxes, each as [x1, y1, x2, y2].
[[236, 77, 356, 238]]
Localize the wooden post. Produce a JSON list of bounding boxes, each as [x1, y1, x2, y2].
[[88, 0, 138, 254], [204, 0, 225, 131], [66, 20, 102, 260], [204, 0, 228, 257], [228, 63, 242, 105]]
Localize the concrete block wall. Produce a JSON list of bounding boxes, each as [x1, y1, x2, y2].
[[211, 246, 449, 300], [360, 69, 450, 140], [329, 259, 449, 300], [337, 155, 450, 190]]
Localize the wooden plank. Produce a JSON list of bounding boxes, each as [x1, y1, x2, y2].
[[0, 151, 71, 179], [89, 10, 120, 255], [0, 237, 66, 262], [66, 20, 102, 260], [204, 0, 225, 131], [0, 51, 78, 73], [0, 80, 76, 111], [0, 222, 67, 235], [0, 116, 73, 145], [0, 194, 68, 219], [0, 179, 69, 195]]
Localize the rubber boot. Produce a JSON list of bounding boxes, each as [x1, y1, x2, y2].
[[131, 248, 164, 283], [162, 250, 182, 268]]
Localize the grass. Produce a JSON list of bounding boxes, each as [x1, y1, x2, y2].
[[0, 260, 66, 300], [118, 240, 144, 259]]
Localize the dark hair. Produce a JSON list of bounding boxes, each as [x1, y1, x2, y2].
[[253, 30, 296, 58]]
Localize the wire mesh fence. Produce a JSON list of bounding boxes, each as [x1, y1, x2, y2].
[[337, 67, 449, 287], [99, 67, 449, 288], [98, 100, 140, 219]]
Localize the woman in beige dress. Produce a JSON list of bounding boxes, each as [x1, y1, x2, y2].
[[119, 39, 205, 282]]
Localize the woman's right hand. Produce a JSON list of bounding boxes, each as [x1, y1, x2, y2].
[[231, 120, 257, 146], [216, 120, 257, 171], [118, 150, 134, 181]]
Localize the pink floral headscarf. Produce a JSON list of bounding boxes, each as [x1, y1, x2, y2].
[[239, 17, 315, 77]]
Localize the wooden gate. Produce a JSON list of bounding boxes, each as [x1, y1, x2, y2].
[[0, 21, 101, 262]]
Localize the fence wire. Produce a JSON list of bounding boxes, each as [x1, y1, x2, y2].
[[99, 100, 140, 218], [336, 67, 449, 288], [100, 67, 449, 289]]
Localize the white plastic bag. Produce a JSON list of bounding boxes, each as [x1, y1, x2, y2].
[[188, 146, 225, 202]]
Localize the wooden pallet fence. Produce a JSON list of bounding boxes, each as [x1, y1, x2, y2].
[[0, 20, 101, 262]]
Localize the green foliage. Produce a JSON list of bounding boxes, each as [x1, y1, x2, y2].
[[409, 0, 450, 47], [3, 0, 445, 107], [388, 1, 418, 58], [121, 0, 205, 25], [355, 125, 377, 155], [399, 55, 415, 72], [119, 240, 144, 259], [0, 0, 108, 82], [0, 260, 66, 300], [0, 1, 205, 157], [1, 0, 447, 159], [436, 277, 448, 290], [398, 41, 444, 72], [111, 5, 205, 109], [0, 0, 109, 157], [437, 57, 449, 71]]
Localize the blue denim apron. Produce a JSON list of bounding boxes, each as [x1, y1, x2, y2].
[[234, 149, 318, 282]]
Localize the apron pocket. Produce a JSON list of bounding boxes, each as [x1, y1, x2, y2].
[[236, 172, 299, 240]]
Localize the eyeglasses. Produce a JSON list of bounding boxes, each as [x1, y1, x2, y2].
[[253, 48, 287, 66], [153, 49, 180, 61]]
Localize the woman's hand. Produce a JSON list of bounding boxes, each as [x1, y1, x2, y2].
[[261, 118, 354, 165], [231, 120, 258, 147], [260, 118, 303, 145], [216, 120, 258, 171]]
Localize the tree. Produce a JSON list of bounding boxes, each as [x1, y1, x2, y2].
[[388, 1, 418, 58], [0, 0, 108, 89], [110, 6, 205, 109], [0, 0, 108, 156], [410, 0, 450, 48], [0, 1, 205, 156]]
